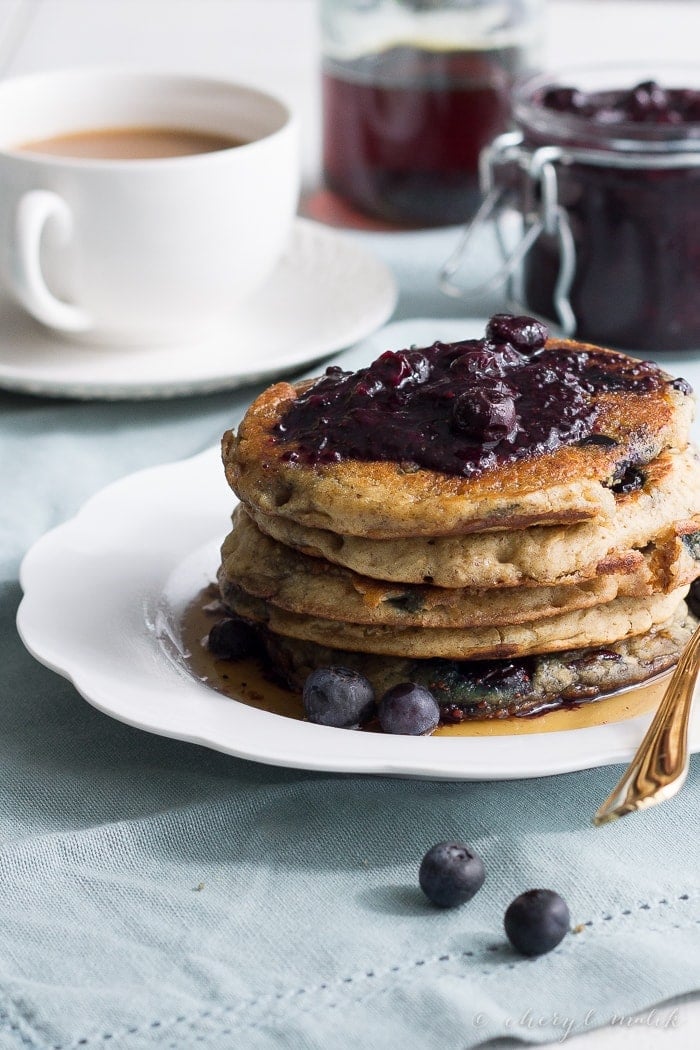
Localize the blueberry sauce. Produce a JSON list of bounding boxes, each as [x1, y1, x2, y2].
[[272, 316, 672, 478], [540, 79, 700, 128]]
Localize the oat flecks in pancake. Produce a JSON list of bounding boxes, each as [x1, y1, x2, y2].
[[220, 506, 700, 629], [222, 584, 687, 661], [246, 447, 700, 589]]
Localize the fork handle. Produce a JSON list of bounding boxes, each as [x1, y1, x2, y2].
[[593, 625, 700, 826]]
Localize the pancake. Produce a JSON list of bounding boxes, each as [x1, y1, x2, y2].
[[214, 315, 699, 728], [223, 334, 694, 539], [247, 446, 700, 589], [222, 584, 688, 660], [220, 505, 700, 628], [260, 603, 695, 718]]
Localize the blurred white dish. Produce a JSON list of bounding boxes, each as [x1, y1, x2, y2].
[[0, 218, 397, 399]]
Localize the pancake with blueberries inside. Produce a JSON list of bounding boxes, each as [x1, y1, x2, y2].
[[213, 315, 700, 733]]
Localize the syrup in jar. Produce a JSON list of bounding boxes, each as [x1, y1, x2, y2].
[[323, 45, 522, 226], [320, 0, 542, 227]]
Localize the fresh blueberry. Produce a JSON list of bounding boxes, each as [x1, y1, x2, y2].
[[207, 617, 259, 660], [377, 682, 440, 735], [302, 666, 375, 728], [504, 889, 570, 956], [419, 841, 486, 907], [485, 314, 548, 354]]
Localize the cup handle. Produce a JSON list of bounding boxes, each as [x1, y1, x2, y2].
[[12, 189, 92, 332]]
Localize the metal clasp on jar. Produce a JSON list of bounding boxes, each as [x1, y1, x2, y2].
[[439, 131, 576, 333], [440, 131, 700, 337]]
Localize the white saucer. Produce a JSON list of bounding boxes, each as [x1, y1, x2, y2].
[[16, 318, 700, 781], [0, 218, 397, 400]]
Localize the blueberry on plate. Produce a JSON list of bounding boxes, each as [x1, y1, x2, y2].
[[207, 617, 259, 660], [419, 841, 486, 908], [377, 682, 440, 735], [504, 888, 570, 956], [302, 666, 375, 728]]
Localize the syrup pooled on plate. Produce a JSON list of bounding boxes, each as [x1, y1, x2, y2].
[[180, 587, 668, 739]]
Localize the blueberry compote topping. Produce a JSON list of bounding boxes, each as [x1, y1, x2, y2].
[[540, 79, 700, 127], [273, 315, 672, 478]]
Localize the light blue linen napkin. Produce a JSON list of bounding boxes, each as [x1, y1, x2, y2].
[[3, 228, 700, 1049]]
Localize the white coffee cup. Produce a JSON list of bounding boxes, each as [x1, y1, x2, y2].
[[0, 69, 299, 346]]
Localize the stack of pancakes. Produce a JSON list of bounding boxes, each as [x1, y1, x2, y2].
[[217, 323, 700, 720]]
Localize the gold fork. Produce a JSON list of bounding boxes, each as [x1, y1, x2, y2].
[[593, 626, 700, 826]]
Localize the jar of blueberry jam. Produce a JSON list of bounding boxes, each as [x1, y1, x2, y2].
[[443, 64, 700, 352]]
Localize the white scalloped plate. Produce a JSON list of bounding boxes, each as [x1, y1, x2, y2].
[[17, 317, 700, 780], [0, 218, 397, 399]]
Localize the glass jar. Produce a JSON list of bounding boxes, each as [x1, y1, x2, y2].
[[442, 63, 700, 351], [320, 0, 543, 227]]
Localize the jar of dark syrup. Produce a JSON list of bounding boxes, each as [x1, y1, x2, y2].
[[442, 63, 700, 351], [321, 0, 543, 227]]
